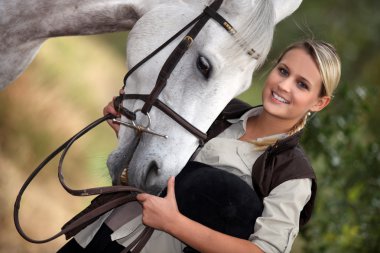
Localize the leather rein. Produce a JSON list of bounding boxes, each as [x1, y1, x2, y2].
[[14, 0, 259, 252]]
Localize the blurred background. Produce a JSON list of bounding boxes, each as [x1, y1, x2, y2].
[[0, 0, 379, 252]]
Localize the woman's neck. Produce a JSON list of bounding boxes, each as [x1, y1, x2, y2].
[[240, 110, 298, 141]]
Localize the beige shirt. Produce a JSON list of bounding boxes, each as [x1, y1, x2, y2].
[[75, 107, 312, 253]]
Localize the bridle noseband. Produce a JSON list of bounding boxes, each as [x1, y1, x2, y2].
[[14, 0, 260, 250]]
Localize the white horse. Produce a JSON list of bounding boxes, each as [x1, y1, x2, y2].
[[0, 0, 302, 194]]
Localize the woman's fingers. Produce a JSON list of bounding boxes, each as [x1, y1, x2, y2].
[[166, 176, 176, 201], [136, 193, 148, 202], [103, 98, 120, 134]]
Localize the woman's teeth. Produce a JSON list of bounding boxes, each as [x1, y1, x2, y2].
[[272, 92, 289, 104]]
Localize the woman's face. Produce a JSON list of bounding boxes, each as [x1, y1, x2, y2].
[[262, 48, 330, 124]]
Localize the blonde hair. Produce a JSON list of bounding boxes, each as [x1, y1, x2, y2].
[[251, 39, 341, 150]]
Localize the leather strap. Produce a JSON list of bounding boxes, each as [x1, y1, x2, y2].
[[141, 0, 224, 114], [13, 114, 147, 244], [122, 94, 208, 141]]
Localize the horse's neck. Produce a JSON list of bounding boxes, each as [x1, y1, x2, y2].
[[1, 0, 158, 40], [0, 0, 170, 89]]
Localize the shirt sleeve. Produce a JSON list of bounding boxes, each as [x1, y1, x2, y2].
[[249, 178, 312, 253]]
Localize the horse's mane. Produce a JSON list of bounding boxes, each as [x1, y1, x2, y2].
[[222, 0, 275, 68]]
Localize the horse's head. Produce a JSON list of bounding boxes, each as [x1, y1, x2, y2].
[[107, 0, 302, 194]]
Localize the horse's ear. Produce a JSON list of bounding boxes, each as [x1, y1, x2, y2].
[[271, 0, 302, 24]]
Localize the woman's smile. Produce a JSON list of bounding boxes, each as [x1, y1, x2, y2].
[[271, 91, 290, 104]]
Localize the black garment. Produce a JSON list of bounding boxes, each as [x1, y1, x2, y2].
[[166, 161, 264, 253], [174, 161, 263, 239], [57, 224, 125, 253]]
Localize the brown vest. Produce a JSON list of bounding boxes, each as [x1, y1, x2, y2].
[[205, 99, 317, 227]]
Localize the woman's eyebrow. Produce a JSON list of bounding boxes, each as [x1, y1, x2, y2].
[[300, 76, 312, 86]]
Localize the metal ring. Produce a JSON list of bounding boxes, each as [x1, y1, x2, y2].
[[132, 109, 151, 129]]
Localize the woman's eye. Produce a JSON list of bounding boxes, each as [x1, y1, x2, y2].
[[297, 81, 309, 90], [278, 67, 288, 76], [197, 56, 211, 79]]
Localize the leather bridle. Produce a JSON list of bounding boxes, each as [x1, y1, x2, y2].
[[14, 0, 260, 252], [113, 0, 260, 143]]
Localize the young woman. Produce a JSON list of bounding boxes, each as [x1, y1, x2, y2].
[[59, 39, 341, 253], [134, 39, 341, 253]]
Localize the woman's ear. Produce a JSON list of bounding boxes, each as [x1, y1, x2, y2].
[[310, 96, 331, 112]]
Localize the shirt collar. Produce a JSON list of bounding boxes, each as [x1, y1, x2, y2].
[[227, 105, 288, 141], [227, 106, 263, 125]]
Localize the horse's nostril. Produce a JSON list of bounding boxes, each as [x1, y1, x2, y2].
[[144, 161, 161, 192], [147, 161, 160, 176]]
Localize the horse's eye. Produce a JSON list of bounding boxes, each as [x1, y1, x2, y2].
[[196, 56, 211, 79]]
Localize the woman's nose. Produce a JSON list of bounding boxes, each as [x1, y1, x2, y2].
[[277, 78, 292, 92]]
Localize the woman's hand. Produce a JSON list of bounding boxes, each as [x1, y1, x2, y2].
[[103, 98, 120, 135], [136, 176, 181, 232]]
